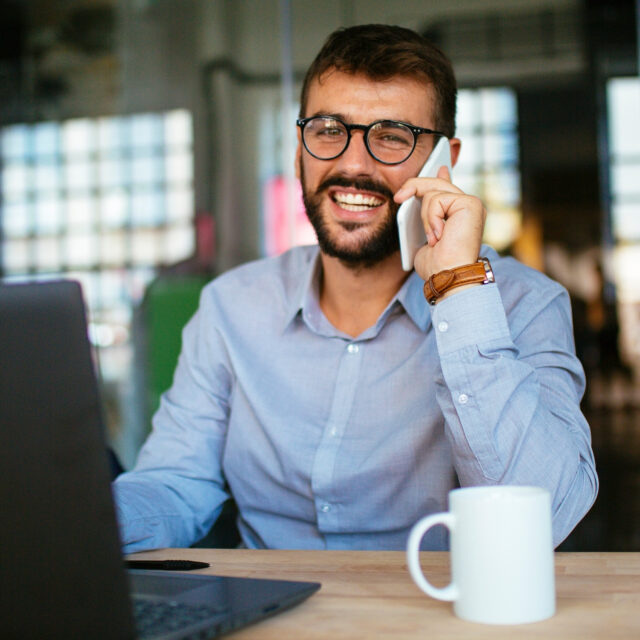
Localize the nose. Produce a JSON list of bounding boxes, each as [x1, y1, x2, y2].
[[335, 130, 378, 175]]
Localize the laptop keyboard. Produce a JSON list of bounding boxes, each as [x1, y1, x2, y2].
[[133, 598, 226, 639]]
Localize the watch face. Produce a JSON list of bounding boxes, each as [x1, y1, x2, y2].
[[481, 257, 495, 284]]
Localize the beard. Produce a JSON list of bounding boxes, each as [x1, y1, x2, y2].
[[299, 161, 400, 269]]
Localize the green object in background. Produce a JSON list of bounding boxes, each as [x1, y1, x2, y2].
[[144, 275, 209, 424]]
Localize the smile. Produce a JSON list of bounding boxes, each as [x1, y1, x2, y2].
[[331, 191, 385, 212]]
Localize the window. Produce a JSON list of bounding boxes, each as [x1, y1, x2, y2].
[[607, 77, 640, 374], [1, 109, 195, 464], [456, 87, 521, 251], [1, 109, 194, 315], [608, 78, 640, 247]]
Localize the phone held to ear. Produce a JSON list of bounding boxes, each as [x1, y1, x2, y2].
[[397, 137, 452, 271]]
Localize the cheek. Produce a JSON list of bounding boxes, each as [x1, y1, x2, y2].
[[384, 168, 415, 194], [300, 156, 330, 190]]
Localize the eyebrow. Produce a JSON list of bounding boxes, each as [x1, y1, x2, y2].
[[308, 112, 423, 128], [309, 111, 349, 121]]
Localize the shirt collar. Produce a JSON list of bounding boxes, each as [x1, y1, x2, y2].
[[395, 270, 431, 332], [283, 246, 322, 331], [283, 247, 431, 336]]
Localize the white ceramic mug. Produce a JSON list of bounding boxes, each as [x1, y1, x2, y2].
[[406, 486, 555, 625]]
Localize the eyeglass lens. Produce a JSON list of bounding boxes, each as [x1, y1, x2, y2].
[[302, 117, 416, 164]]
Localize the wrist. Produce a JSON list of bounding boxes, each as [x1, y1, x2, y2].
[[424, 258, 495, 305], [437, 283, 480, 303]]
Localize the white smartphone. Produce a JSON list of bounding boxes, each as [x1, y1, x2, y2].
[[397, 137, 452, 271]]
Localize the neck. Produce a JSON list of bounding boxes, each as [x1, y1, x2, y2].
[[318, 250, 410, 337]]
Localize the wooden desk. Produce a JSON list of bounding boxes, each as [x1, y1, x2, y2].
[[128, 549, 640, 639]]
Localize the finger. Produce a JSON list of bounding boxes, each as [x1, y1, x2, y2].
[[420, 191, 449, 243], [403, 176, 462, 200], [436, 165, 451, 181], [393, 183, 417, 203], [424, 189, 472, 240], [427, 203, 446, 243]]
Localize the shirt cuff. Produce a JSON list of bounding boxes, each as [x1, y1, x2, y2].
[[429, 283, 511, 355]]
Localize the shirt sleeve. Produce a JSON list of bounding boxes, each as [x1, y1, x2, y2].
[[112, 286, 233, 552], [430, 280, 598, 547]]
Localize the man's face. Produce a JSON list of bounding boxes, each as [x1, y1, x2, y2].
[[297, 70, 438, 268]]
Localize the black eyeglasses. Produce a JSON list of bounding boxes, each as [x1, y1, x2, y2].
[[297, 115, 446, 165]]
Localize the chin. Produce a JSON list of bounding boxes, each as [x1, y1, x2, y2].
[[300, 164, 400, 266], [316, 220, 401, 267]]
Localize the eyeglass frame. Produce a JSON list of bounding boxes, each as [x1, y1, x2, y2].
[[296, 115, 447, 166]]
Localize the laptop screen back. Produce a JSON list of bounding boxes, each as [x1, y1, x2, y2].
[[0, 280, 135, 639]]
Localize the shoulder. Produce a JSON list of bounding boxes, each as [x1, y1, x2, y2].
[[486, 247, 562, 295], [199, 245, 318, 318]]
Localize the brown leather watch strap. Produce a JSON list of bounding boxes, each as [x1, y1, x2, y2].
[[424, 257, 495, 305]]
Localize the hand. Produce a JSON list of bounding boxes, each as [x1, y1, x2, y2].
[[394, 166, 487, 281]]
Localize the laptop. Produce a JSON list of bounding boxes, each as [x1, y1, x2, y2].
[[0, 279, 320, 639]]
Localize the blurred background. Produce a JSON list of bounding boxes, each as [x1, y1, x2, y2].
[[0, 0, 638, 550]]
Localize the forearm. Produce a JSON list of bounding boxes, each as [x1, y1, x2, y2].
[[112, 287, 236, 553], [113, 474, 215, 552], [432, 284, 598, 546]]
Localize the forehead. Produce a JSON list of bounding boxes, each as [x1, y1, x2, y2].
[[305, 70, 436, 127]]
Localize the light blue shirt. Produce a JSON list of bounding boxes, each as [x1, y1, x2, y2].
[[113, 244, 598, 551]]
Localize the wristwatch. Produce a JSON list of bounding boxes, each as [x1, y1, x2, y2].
[[424, 257, 495, 305]]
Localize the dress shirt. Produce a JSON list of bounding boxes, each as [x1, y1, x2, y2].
[[113, 244, 598, 552]]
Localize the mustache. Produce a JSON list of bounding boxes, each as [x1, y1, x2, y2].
[[316, 175, 395, 201]]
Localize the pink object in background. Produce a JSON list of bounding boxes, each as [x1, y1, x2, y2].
[[263, 176, 316, 256]]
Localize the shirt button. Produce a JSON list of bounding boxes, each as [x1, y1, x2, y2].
[[320, 504, 331, 513], [438, 321, 449, 333], [329, 427, 337, 437], [347, 343, 359, 354], [458, 393, 469, 404]]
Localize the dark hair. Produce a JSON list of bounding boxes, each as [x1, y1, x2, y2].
[[299, 24, 457, 138]]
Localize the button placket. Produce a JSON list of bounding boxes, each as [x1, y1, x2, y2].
[[310, 340, 363, 528]]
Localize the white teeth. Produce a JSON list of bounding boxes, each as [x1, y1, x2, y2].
[[333, 192, 383, 211]]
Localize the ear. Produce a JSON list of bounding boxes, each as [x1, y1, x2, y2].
[[449, 138, 462, 168]]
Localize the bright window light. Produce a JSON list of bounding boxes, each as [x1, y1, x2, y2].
[[606, 76, 640, 377]]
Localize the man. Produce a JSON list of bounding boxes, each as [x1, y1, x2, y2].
[[114, 24, 597, 552]]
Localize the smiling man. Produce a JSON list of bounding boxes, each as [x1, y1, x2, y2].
[[113, 24, 598, 552]]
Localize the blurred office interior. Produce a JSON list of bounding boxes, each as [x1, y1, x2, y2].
[[0, 0, 638, 550]]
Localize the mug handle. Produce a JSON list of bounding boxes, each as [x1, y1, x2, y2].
[[406, 513, 458, 601]]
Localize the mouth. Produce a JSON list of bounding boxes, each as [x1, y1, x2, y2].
[[330, 189, 385, 213]]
